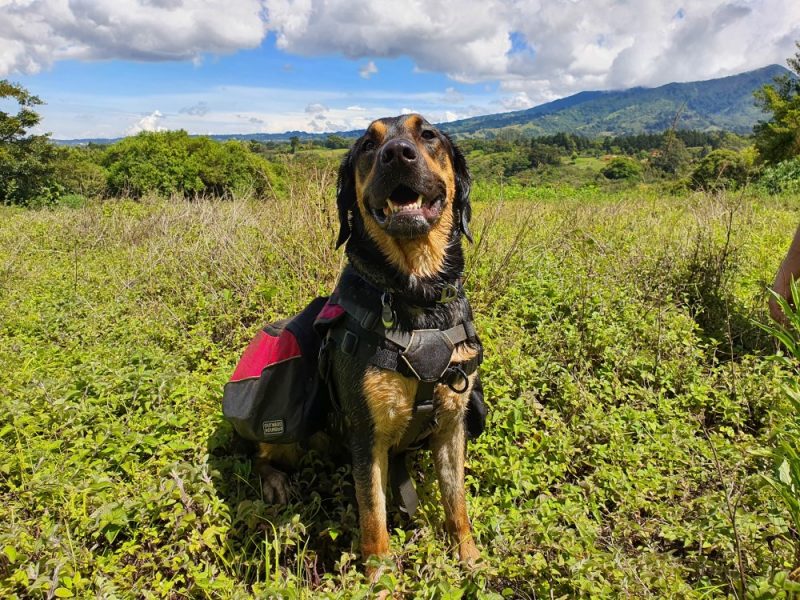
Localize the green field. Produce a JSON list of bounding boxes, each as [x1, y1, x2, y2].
[[2, 168, 800, 597]]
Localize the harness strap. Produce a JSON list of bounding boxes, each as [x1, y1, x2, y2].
[[389, 381, 436, 516], [321, 283, 483, 518]]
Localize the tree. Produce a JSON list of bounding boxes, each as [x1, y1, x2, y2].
[[651, 131, 691, 176], [0, 80, 60, 205], [528, 142, 561, 168], [689, 149, 751, 190], [754, 42, 800, 164], [601, 157, 642, 181], [290, 136, 300, 154]]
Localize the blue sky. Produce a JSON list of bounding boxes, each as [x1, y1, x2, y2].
[[1, 0, 799, 139]]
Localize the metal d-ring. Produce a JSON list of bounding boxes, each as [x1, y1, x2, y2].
[[447, 366, 469, 393]]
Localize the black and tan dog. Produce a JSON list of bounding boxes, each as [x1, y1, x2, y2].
[[255, 114, 482, 570]]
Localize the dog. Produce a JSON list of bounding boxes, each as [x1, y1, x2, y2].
[[253, 114, 482, 572]]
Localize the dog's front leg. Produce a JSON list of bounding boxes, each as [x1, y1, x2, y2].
[[430, 391, 480, 565], [351, 438, 391, 572]]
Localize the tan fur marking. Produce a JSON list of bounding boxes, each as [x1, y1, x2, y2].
[[362, 367, 417, 447], [429, 383, 479, 564], [368, 120, 387, 142], [403, 114, 423, 131], [256, 441, 303, 469], [256, 433, 329, 469], [357, 448, 390, 560], [355, 152, 456, 278]]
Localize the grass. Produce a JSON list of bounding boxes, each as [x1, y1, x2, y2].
[[1, 163, 800, 598]]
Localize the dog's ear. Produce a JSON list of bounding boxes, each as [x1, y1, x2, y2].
[[445, 133, 473, 243], [335, 148, 356, 249]]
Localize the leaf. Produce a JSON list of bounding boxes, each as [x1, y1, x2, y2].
[[54, 588, 74, 598], [779, 458, 792, 486]]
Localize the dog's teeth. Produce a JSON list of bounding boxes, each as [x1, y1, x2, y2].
[[414, 195, 422, 208], [386, 199, 396, 214]]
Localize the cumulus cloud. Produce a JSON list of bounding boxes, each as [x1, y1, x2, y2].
[[359, 60, 378, 79], [498, 92, 535, 111], [305, 102, 328, 113], [0, 0, 268, 76], [264, 0, 800, 100], [125, 110, 166, 135], [441, 87, 465, 104]]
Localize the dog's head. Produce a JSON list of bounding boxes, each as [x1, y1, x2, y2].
[[336, 114, 472, 252]]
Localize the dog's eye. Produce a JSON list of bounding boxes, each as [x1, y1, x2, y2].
[[421, 130, 436, 141], [363, 140, 375, 152]]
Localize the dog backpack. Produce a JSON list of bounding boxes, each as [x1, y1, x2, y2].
[[222, 296, 342, 444]]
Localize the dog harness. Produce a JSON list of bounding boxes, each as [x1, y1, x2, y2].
[[320, 269, 483, 516]]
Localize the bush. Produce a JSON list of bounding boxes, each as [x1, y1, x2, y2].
[[601, 156, 642, 180], [0, 137, 62, 206], [102, 131, 285, 199], [53, 147, 107, 197], [759, 157, 800, 194], [689, 149, 751, 190]]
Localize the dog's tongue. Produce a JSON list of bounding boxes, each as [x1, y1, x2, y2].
[[389, 184, 419, 205]]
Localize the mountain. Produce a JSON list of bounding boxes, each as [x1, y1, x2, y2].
[[55, 64, 793, 145], [442, 64, 793, 138]]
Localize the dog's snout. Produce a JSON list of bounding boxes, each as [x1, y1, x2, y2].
[[380, 139, 418, 166]]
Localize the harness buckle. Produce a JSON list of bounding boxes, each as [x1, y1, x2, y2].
[[446, 366, 470, 394], [381, 292, 395, 329], [440, 283, 459, 304]]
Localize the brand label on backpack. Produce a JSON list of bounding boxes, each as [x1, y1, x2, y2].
[[262, 419, 285, 437]]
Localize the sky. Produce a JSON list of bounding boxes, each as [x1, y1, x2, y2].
[[0, 0, 799, 140]]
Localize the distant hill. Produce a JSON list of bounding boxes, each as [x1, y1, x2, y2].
[[56, 64, 793, 145], [443, 64, 793, 138]]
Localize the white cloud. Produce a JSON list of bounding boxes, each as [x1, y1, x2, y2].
[[125, 110, 166, 135], [442, 87, 465, 104], [0, 0, 268, 76], [346, 105, 366, 111], [359, 60, 378, 79], [305, 102, 328, 113], [264, 0, 800, 99], [498, 92, 534, 111]]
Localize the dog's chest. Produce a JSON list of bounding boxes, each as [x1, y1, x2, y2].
[[361, 343, 477, 448]]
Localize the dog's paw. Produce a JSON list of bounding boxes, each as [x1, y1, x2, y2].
[[458, 540, 481, 568], [260, 468, 291, 505]]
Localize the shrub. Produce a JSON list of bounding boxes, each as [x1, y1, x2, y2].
[[53, 147, 107, 197], [689, 149, 751, 190], [102, 131, 285, 199], [759, 157, 800, 194], [601, 156, 642, 180]]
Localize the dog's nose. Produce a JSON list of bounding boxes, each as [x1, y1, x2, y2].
[[380, 139, 418, 166]]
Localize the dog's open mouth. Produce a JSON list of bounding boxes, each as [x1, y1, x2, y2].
[[371, 184, 444, 226]]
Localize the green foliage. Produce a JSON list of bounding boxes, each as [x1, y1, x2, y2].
[[0, 80, 63, 206], [325, 135, 351, 149], [751, 279, 800, 593], [689, 149, 752, 190], [651, 131, 692, 176], [601, 156, 642, 180], [1, 169, 798, 597], [754, 43, 800, 165], [760, 157, 800, 194], [754, 76, 800, 165], [53, 146, 107, 197], [102, 131, 284, 199], [528, 142, 561, 168]]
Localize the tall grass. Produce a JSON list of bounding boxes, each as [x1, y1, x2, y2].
[[1, 159, 800, 597]]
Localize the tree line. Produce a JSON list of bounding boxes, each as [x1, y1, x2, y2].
[[1, 43, 799, 206]]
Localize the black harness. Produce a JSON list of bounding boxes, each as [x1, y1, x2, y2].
[[320, 269, 483, 515]]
